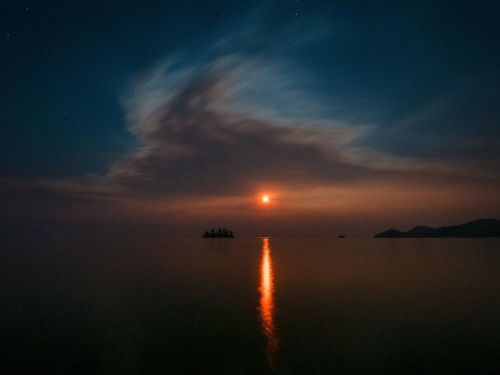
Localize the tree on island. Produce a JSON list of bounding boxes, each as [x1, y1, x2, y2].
[[202, 228, 234, 238]]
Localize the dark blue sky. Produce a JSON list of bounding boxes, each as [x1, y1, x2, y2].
[[1, 0, 500, 232]]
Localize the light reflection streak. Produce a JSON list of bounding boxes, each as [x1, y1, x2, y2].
[[259, 237, 278, 366]]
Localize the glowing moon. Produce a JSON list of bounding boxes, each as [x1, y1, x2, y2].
[[261, 195, 270, 204]]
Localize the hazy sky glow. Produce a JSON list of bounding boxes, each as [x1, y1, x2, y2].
[[1, 1, 500, 235]]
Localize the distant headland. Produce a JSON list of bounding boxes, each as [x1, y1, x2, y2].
[[375, 218, 500, 238], [202, 228, 234, 238]]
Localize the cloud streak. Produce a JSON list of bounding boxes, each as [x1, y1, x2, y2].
[[108, 53, 462, 200]]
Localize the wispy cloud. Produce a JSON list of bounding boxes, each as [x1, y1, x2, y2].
[[109, 50, 449, 199]]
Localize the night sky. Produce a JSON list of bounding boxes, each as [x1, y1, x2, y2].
[[2, 0, 500, 235]]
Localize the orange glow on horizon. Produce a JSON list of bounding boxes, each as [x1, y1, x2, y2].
[[259, 237, 278, 366], [261, 194, 270, 205]]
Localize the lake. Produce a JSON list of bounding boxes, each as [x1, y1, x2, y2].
[[2, 236, 500, 374]]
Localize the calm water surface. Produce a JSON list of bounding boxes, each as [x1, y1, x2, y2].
[[2, 236, 500, 374]]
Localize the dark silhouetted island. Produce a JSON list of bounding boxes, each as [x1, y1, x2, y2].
[[375, 218, 500, 238], [202, 228, 234, 238]]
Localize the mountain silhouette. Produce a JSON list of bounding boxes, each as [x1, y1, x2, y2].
[[375, 218, 500, 238]]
